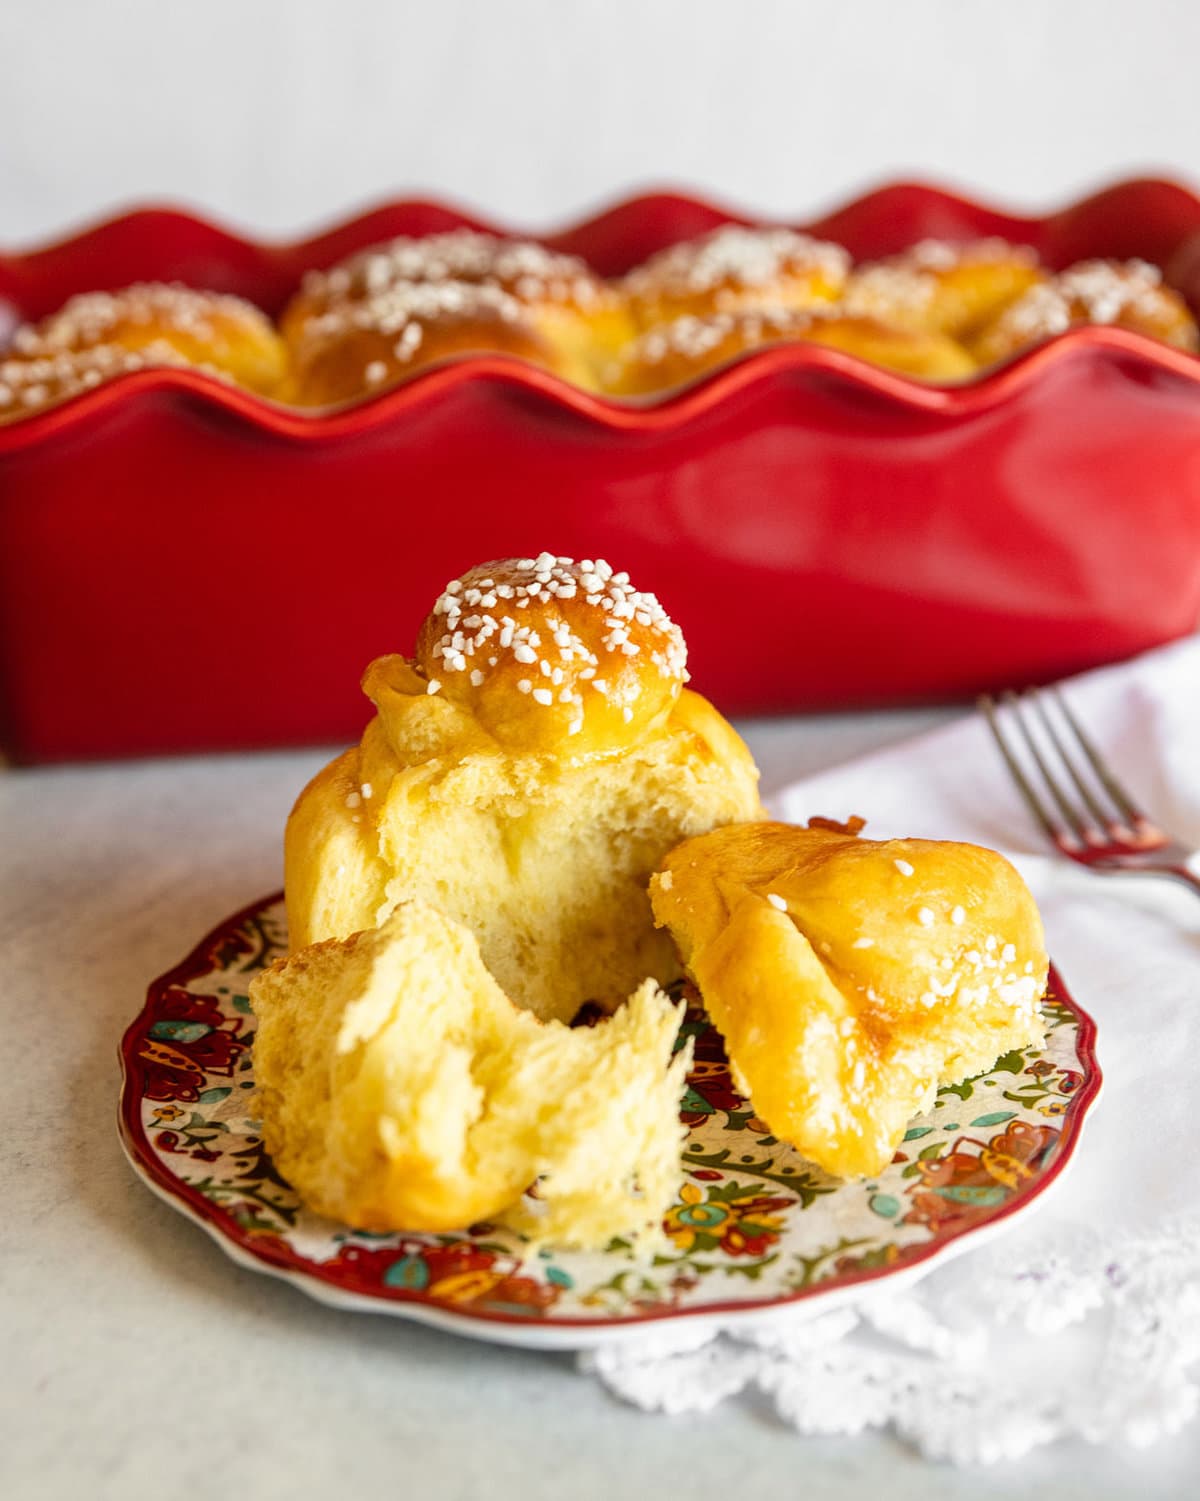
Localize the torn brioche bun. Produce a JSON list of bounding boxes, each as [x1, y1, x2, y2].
[[650, 821, 1048, 1178], [251, 901, 690, 1245], [284, 553, 763, 1023]]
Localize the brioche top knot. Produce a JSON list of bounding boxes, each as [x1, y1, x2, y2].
[[412, 553, 688, 755]]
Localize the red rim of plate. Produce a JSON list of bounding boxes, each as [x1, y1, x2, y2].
[[117, 891, 1103, 1334]]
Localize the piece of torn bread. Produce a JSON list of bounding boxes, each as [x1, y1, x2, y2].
[[251, 901, 691, 1247], [650, 821, 1048, 1178]]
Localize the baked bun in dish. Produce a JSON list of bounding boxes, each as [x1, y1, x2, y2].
[[285, 553, 762, 1023], [605, 306, 976, 395], [844, 238, 1045, 340], [650, 820, 1048, 1178], [971, 257, 1200, 366], [6, 282, 287, 397], [285, 281, 575, 403], [622, 225, 849, 329], [283, 230, 632, 395]]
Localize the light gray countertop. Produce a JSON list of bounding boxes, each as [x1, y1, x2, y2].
[[2, 708, 1196, 1500]]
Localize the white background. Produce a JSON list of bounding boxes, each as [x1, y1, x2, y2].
[[1, 0, 1197, 246]]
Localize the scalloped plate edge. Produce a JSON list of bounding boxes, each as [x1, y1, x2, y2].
[[116, 893, 1103, 1352], [116, 1106, 1098, 1352]]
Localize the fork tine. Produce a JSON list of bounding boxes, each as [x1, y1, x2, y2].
[[1051, 688, 1144, 825], [1027, 688, 1116, 831], [979, 694, 1064, 842], [1000, 691, 1092, 844]]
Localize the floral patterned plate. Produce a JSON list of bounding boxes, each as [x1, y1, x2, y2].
[[118, 894, 1101, 1350]]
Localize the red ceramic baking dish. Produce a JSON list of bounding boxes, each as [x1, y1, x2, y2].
[[3, 179, 1200, 763]]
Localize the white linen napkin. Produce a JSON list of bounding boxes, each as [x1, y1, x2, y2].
[[584, 637, 1200, 1462]]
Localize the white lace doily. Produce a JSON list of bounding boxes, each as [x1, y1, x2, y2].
[[581, 1216, 1200, 1464], [587, 638, 1200, 1465]]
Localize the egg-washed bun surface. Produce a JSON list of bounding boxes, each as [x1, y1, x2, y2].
[[8, 282, 287, 397], [413, 555, 688, 754], [251, 901, 691, 1246], [285, 553, 763, 1022], [286, 281, 580, 405], [606, 307, 976, 395], [650, 821, 1048, 1178], [623, 226, 850, 328], [844, 238, 1045, 340], [283, 231, 633, 393], [971, 258, 1200, 366], [284, 230, 615, 328]]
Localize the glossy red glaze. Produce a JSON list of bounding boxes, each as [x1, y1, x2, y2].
[[3, 180, 1200, 762]]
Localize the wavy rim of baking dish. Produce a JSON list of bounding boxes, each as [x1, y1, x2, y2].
[[6, 174, 1200, 273], [4, 177, 1200, 451]]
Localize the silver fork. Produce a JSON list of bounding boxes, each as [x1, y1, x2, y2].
[[979, 687, 1200, 899]]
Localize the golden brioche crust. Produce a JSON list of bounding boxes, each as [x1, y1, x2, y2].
[[623, 226, 849, 327], [286, 281, 571, 405], [5, 235, 1194, 427], [843, 238, 1045, 340], [285, 230, 611, 330], [971, 257, 1200, 365], [4, 234, 1195, 427], [283, 231, 633, 396], [650, 821, 1048, 1178], [8, 282, 287, 396], [413, 554, 687, 754], [251, 901, 691, 1244], [605, 307, 976, 395], [284, 553, 763, 1021]]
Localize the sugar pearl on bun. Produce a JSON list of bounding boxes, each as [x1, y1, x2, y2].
[[9, 282, 286, 396], [623, 226, 849, 328], [0, 341, 224, 423], [283, 231, 634, 394], [843, 238, 1044, 340], [971, 258, 1199, 365], [286, 230, 609, 333], [605, 306, 976, 395]]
